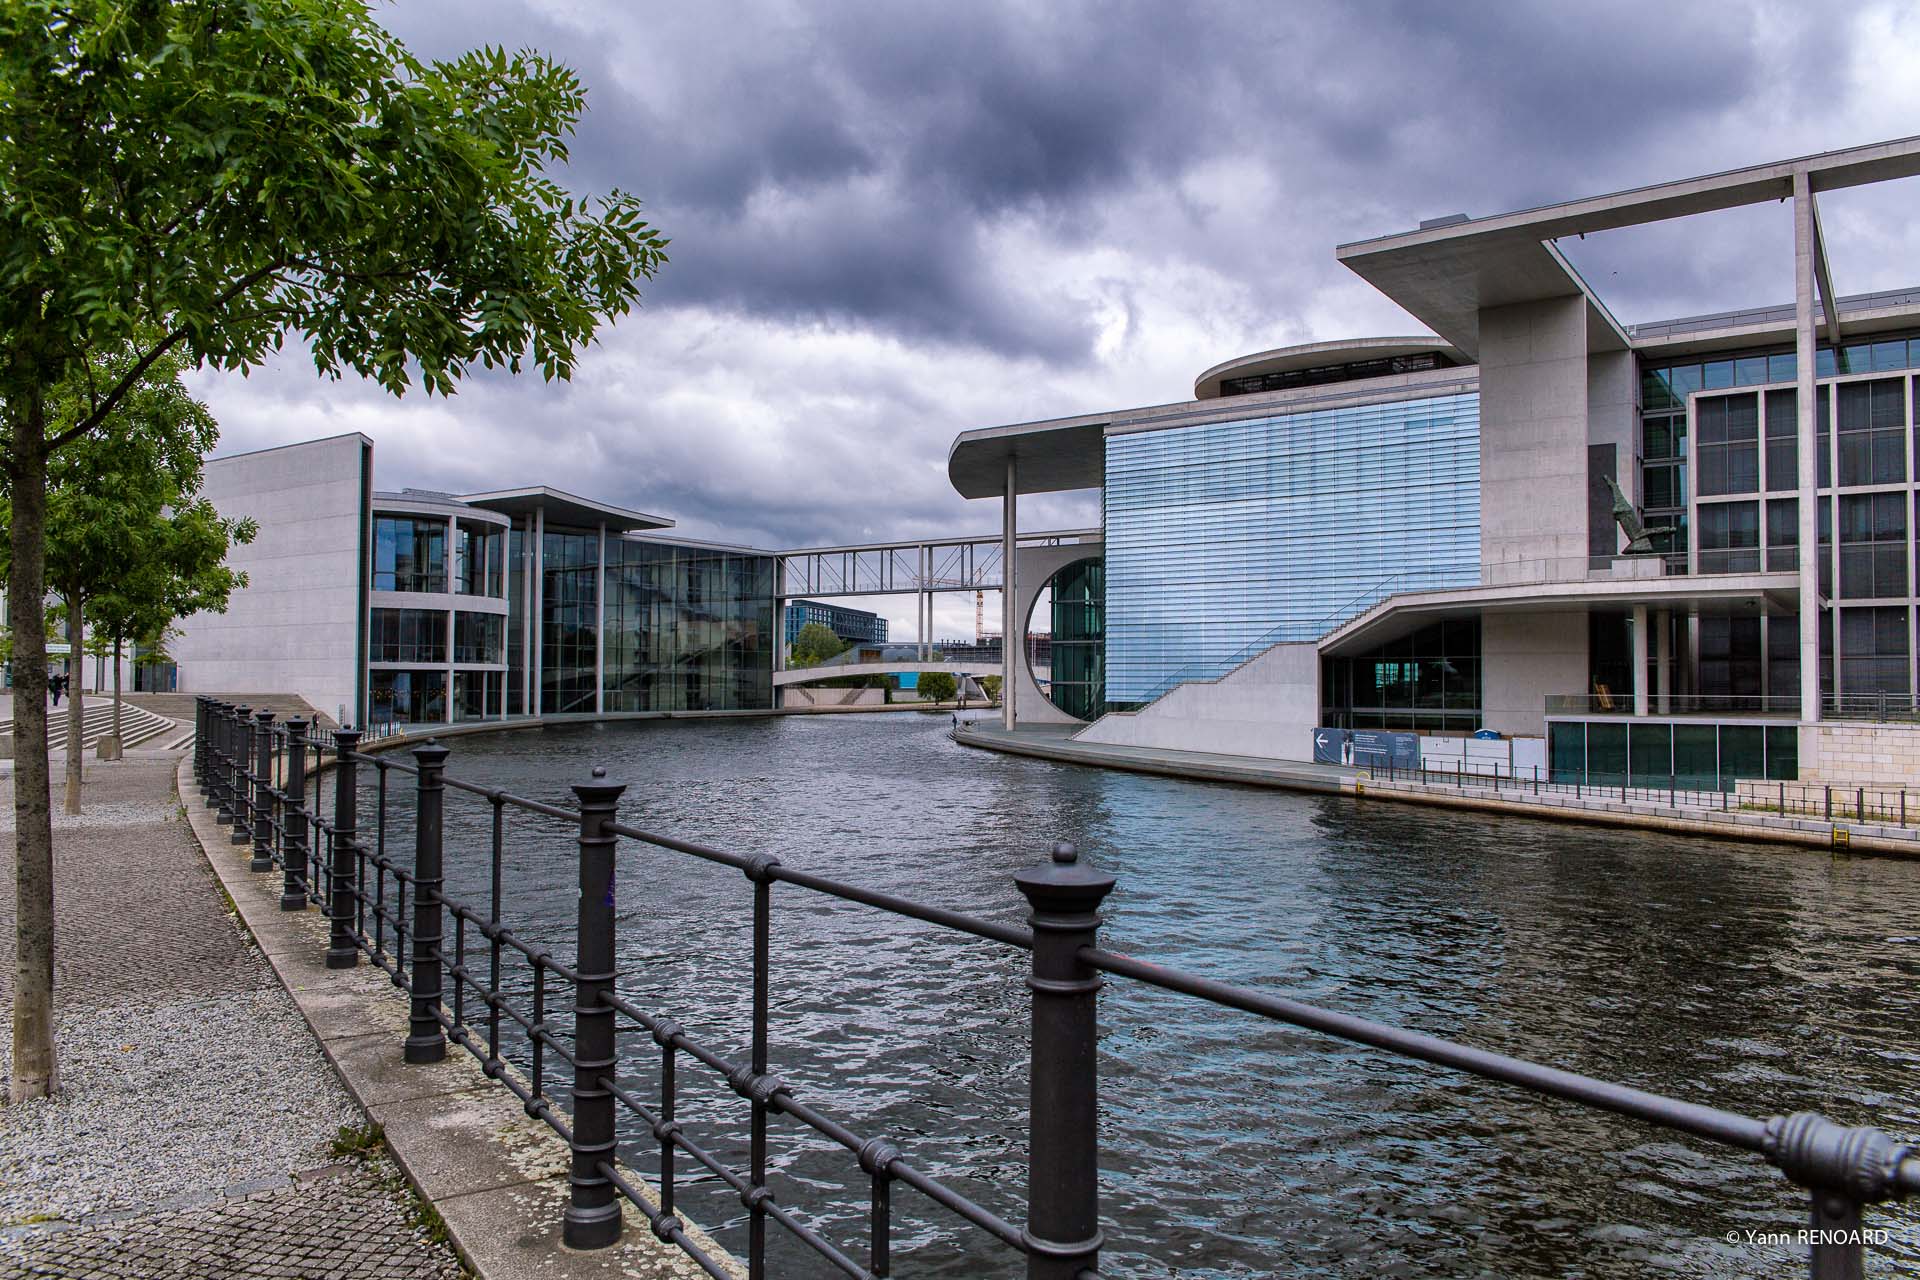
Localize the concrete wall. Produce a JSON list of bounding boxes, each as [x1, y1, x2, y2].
[[1481, 610, 1586, 737], [1478, 295, 1589, 572], [1073, 641, 1320, 761], [172, 434, 370, 722], [1585, 348, 1639, 558]]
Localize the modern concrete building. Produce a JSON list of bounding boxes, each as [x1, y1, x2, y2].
[[172, 435, 776, 726], [950, 136, 1920, 788]]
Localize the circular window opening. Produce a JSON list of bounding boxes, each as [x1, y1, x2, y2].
[[1026, 557, 1105, 719]]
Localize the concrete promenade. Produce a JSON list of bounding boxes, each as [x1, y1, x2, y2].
[[954, 720, 1920, 858], [0, 721, 732, 1278]]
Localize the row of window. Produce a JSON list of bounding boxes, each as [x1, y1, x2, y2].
[[1641, 333, 1920, 414], [369, 608, 506, 665], [373, 515, 508, 597]]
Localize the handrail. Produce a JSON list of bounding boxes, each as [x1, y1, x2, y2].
[[189, 697, 1920, 1280]]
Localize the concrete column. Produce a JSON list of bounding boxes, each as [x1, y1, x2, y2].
[[444, 605, 455, 725], [1794, 170, 1821, 724], [1632, 605, 1650, 717], [1002, 458, 1017, 731], [1654, 608, 1670, 714], [594, 522, 606, 714], [532, 507, 544, 716]]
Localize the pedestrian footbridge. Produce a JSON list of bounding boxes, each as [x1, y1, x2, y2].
[[772, 660, 1015, 688]]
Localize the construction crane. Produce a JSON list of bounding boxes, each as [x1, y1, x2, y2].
[[975, 590, 985, 643]]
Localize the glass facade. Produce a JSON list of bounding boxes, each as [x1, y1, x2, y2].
[[1642, 336, 1920, 702], [1103, 392, 1480, 704], [541, 531, 600, 714], [602, 538, 774, 712], [1547, 720, 1797, 790], [370, 608, 447, 664], [784, 599, 887, 648], [1321, 618, 1480, 732], [455, 521, 506, 597], [514, 530, 776, 716], [372, 516, 446, 593], [1042, 558, 1105, 720], [370, 668, 447, 726]]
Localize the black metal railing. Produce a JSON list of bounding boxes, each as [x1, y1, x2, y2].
[[1373, 757, 1920, 832], [190, 696, 1920, 1279]]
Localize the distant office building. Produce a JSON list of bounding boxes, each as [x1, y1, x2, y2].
[[171, 435, 775, 727], [784, 599, 888, 650]]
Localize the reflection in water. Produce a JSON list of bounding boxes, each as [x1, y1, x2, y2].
[[373, 713, 1920, 1278]]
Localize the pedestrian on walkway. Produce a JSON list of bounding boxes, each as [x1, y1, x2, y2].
[[49, 673, 65, 706]]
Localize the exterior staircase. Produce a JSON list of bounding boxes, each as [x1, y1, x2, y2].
[[1, 700, 183, 753]]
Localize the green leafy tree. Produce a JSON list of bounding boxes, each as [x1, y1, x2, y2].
[[979, 675, 1003, 703], [90, 492, 257, 751], [9, 341, 230, 815], [789, 622, 849, 668], [916, 671, 958, 704], [0, 1, 667, 1102]]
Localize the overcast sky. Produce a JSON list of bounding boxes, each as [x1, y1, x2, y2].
[[191, 1, 1920, 638]]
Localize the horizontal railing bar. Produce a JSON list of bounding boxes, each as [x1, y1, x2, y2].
[[600, 991, 1027, 1251], [600, 1074, 880, 1280], [599, 1162, 736, 1280], [769, 865, 1032, 950], [1084, 947, 1769, 1152], [440, 773, 578, 821]]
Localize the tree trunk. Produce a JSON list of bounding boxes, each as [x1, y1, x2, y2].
[[10, 392, 58, 1102], [112, 637, 122, 744], [62, 594, 82, 815]]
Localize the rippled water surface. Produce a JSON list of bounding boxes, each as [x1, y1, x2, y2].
[[384, 713, 1920, 1278]]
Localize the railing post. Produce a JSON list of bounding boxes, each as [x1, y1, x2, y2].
[[250, 709, 276, 872], [213, 703, 236, 824], [565, 764, 627, 1249], [194, 697, 209, 794], [231, 705, 255, 844], [1825, 785, 1832, 821], [1014, 841, 1114, 1280], [1761, 1111, 1915, 1280], [405, 741, 450, 1064], [327, 730, 362, 969], [281, 718, 310, 910]]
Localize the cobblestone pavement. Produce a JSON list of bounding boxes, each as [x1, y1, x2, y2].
[[0, 755, 466, 1278]]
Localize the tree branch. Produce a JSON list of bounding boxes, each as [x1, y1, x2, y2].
[[43, 260, 288, 454]]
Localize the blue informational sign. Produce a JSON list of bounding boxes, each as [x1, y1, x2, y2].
[[1313, 728, 1419, 769], [1311, 727, 1350, 765], [1351, 730, 1419, 770]]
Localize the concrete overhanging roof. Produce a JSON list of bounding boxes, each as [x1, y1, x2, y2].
[[1337, 135, 1920, 358], [1192, 336, 1467, 399], [947, 413, 1108, 499], [1318, 572, 1803, 656], [458, 486, 674, 532]]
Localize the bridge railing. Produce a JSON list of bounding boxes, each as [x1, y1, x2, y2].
[[194, 696, 1919, 1279]]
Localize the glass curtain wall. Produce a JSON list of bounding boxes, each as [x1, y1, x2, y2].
[[1642, 334, 1920, 703], [1320, 618, 1480, 732], [372, 516, 446, 592], [1045, 558, 1105, 719], [541, 530, 600, 714], [1104, 391, 1480, 704], [602, 540, 774, 712]]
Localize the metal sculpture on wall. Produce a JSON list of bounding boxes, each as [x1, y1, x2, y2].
[[1605, 474, 1676, 555]]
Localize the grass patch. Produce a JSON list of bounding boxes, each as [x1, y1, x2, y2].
[[0, 1212, 62, 1228], [329, 1120, 385, 1160]]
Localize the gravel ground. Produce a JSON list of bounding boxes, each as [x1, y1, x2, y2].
[[0, 753, 465, 1277], [0, 988, 357, 1224]]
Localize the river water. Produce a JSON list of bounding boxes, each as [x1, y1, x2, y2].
[[388, 712, 1920, 1278]]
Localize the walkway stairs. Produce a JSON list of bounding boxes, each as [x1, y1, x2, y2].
[[2, 700, 183, 753]]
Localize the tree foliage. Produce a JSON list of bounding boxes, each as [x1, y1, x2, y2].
[[0, 0, 667, 1102], [789, 622, 849, 668], [916, 671, 958, 703]]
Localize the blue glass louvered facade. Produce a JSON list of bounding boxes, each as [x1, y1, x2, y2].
[[1103, 391, 1482, 704]]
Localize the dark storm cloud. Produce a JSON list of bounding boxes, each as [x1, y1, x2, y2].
[[200, 0, 1907, 562]]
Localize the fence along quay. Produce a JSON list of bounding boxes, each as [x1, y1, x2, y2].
[[192, 696, 1919, 1279]]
